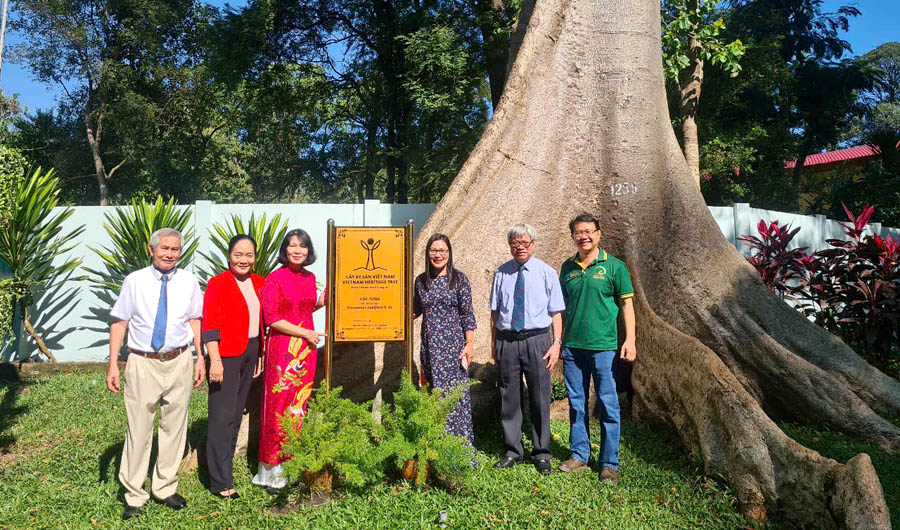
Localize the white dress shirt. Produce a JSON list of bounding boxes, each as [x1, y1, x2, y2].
[[111, 265, 203, 352]]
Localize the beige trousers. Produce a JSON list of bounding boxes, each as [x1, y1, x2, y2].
[[119, 350, 193, 507]]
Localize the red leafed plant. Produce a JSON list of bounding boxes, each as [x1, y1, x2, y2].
[[737, 220, 808, 298], [742, 204, 899, 375]]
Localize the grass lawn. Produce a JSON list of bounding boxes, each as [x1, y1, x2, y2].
[[2, 369, 882, 529]]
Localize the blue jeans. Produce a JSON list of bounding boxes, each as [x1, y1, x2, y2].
[[562, 347, 620, 470]]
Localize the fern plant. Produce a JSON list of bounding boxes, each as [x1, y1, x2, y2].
[[199, 212, 288, 280], [84, 197, 198, 295], [280, 385, 383, 491], [379, 370, 473, 487]]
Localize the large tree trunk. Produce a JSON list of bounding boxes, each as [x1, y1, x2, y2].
[[415, 0, 898, 527]]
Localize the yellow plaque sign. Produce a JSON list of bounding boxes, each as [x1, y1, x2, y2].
[[333, 227, 407, 341]]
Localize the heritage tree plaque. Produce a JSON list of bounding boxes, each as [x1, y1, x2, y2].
[[325, 220, 414, 386]]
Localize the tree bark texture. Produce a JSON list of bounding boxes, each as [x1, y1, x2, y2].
[[414, 0, 898, 527]]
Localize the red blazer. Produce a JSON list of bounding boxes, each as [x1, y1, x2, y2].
[[201, 270, 265, 357]]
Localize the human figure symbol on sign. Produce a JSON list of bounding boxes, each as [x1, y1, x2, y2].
[[357, 238, 386, 271]]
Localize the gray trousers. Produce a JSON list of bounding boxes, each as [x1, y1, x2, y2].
[[496, 332, 552, 461]]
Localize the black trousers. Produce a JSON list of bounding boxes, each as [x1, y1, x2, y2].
[[206, 338, 259, 493], [496, 332, 552, 461]]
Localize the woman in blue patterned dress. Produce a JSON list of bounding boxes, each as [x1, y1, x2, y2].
[[413, 233, 477, 448]]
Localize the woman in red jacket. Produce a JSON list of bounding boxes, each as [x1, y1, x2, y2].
[[201, 234, 265, 499]]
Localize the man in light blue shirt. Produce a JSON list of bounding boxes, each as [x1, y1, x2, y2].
[[489, 223, 565, 474]]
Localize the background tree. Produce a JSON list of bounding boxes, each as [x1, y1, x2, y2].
[[468, 0, 520, 110], [217, 0, 491, 203], [693, 0, 866, 209], [10, 0, 229, 205], [416, 0, 898, 527], [861, 41, 900, 105], [662, 0, 745, 184]]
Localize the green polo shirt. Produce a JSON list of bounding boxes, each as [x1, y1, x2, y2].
[[559, 250, 634, 351]]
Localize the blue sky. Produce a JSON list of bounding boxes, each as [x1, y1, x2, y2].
[[1, 0, 898, 114]]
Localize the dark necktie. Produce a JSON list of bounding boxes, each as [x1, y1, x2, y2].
[[151, 274, 169, 351], [512, 265, 525, 332]]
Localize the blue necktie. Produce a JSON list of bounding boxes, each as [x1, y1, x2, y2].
[[151, 274, 169, 351], [512, 265, 525, 332]]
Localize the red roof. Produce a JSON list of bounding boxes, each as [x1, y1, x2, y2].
[[785, 140, 900, 172], [784, 144, 880, 171]]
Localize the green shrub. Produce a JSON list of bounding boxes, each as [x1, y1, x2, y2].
[[280, 385, 383, 490], [0, 280, 21, 350], [0, 144, 27, 219], [551, 378, 568, 401], [379, 370, 473, 487]]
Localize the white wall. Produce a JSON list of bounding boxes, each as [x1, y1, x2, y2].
[[4, 202, 898, 362]]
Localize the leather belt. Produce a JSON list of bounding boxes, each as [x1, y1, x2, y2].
[[127, 345, 188, 361], [496, 327, 550, 341]]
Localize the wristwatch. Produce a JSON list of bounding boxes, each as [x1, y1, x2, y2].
[[553, 337, 562, 345]]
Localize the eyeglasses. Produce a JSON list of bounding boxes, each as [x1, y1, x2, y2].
[[428, 249, 449, 255], [572, 229, 598, 238], [509, 240, 534, 249]]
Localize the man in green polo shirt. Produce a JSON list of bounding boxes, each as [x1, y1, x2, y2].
[[557, 213, 636, 483]]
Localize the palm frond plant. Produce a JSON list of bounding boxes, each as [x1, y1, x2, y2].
[[199, 212, 288, 281], [0, 168, 85, 362], [280, 384, 383, 493], [84, 197, 198, 295], [379, 370, 474, 488]]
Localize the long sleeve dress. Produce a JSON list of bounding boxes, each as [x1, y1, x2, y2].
[[253, 266, 318, 488], [414, 271, 477, 446]]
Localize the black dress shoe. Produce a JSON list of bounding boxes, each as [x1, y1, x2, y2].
[[534, 459, 552, 475], [265, 486, 281, 496], [155, 493, 187, 510], [122, 505, 141, 520], [493, 456, 524, 469]]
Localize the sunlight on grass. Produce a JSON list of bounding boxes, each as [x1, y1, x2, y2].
[[0, 371, 772, 529]]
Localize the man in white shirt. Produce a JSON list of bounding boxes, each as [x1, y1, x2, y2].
[[106, 227, 205, 520]]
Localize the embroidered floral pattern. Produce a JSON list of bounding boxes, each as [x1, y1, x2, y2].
[[258, 267, 319, 466]]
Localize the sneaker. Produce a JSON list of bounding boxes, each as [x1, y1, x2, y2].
[[558, 458, 588, 473], [599, 466, 618, 484]]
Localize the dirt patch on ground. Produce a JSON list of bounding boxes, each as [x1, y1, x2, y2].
[[269, 490, 344, 514], [0, 362, 124, 381], [0, 446, 22, 468]]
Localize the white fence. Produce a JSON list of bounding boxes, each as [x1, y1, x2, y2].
[[710, 203, 900, 256], [2, 200, 434, 362], [3, 202, 898, 362]]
